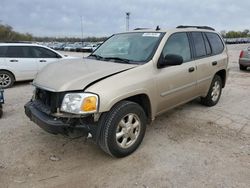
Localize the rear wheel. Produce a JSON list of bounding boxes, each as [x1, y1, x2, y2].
[[201, 75, 222, 107], [239, 64, 247, 70], [0, 71, 15, 88], [98, 101, 147, 158]]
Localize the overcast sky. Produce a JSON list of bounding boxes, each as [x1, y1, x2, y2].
[[0, 0, 249, 37]]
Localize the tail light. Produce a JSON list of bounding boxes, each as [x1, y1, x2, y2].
[[239, 50, 244, 58]]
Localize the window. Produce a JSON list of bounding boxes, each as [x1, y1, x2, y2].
[[5, 46, 33, 58], [32, 47, 59, 58], [203, 33, 212, 55], [162, 32, 191, 62], [0, 46, 7, 57], [191, 32, 206, 58], [205, 33, 224, 55], [93, 32, 164, 63]]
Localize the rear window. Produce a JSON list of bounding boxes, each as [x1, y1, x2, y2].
[[191, 32, 206, 58], [0, 46, 8, 57], [205, 33, 224, 55]]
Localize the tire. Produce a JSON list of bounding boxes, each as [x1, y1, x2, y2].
[[98, 101, 147, 158], [0, 71, 15, 88], [239, 64, 247, 70], [201, 75, 222, 107]]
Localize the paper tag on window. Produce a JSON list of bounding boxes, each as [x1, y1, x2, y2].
[[142, 33, 160, 37]]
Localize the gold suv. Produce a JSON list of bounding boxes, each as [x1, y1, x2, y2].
[[25, 26, 229, 157]]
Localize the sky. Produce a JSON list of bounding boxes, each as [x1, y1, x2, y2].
[[0, 0, 249, 37]]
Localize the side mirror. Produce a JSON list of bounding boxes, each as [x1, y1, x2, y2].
[[157, 54, 183, 68]]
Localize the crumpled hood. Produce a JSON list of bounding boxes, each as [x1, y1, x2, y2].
[[33, 58, 137, 92]]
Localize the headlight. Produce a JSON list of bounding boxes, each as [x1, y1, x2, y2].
[[61, 93, 98, 114]]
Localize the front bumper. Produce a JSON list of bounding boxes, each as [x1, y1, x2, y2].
[[24, 101, 97, 137]]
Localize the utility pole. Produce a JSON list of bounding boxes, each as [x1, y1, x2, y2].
[[126, 12, 130, 31]]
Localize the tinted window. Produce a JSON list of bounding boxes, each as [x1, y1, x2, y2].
[[203, 33, 212, 55], [32, 47, 59, 58], [206, 33, 224, 54], [191, 32, 206, 58], [162, 32, 191, 62], [0, 46, 8, 57], [5, 46, 33, 58]]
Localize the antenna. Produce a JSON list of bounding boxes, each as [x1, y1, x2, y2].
[[126, 12, 130, 31]]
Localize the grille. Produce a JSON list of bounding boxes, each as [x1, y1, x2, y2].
[[35, 88, 64, 113]]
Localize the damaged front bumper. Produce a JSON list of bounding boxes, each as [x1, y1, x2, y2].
[[24, 101, 98, 138]]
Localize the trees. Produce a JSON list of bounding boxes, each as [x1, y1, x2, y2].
[[0, 23, 106, 42], [224, 30, 250, 38]]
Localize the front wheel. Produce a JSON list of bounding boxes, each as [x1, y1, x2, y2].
[[201, 75, 222, 107], [98, 101, 147, 158], [0, 71, 15, 88]]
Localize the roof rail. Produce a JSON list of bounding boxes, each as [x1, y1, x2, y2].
[[176, 25, 215, 31], [134, 28, 151, 30], [0, 41, 32, 43]]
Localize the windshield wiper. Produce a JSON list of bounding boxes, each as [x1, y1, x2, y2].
[[88, 54, 105, 60], [104, 57, 131, 64]]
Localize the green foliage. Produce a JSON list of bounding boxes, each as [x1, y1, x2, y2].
[[223, 30, 250, 38], [0, 24, 33, 41], [0, 24, 107, 42]]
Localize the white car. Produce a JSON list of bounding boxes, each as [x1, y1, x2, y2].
[[0, 43, 68, 88]]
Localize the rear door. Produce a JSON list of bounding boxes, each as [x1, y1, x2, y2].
[[5, 46, 38, 80], [191, 32, 225, 96], [155, 32, 198, 114]]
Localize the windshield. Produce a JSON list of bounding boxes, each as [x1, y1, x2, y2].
[[90, 32, 164, 64]]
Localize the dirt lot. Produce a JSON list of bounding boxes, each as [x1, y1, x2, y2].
[[0, 44, 250, 188]]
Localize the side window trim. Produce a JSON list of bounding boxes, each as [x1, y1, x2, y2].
[[187, 32, 195, 60], [202, 32, 212, 56]]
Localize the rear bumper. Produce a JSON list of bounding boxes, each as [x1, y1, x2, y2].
[[24, 101, 97, 136]]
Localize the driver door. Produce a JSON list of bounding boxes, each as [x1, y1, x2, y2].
[[155, 32, 198, 114]]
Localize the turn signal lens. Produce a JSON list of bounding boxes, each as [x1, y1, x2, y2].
[[81, 96, 97, 112]]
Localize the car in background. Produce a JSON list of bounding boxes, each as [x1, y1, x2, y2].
[[0, 43, 67, 88], [239, 47, 250, 70]]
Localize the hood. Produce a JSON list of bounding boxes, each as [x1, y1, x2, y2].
[[33, 58, 137, 92]]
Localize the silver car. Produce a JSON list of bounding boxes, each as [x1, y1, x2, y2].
[[239, 47, 250, 70]]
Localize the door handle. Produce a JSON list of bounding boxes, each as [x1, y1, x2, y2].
[[212, 61, 217, 66], [10, 59, 18, 62], [39, 60, 47, 62], [188, 67, 195, 72]]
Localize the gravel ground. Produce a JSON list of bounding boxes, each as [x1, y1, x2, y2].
[[0, 44, 249, 188]]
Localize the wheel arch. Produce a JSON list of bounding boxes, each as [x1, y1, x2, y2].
[[0, 69, 16, 81], [123, 94, 152, 124], [215, 69, 226, 88]]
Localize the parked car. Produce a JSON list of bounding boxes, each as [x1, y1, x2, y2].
[[64, 44, 77, 51], [0, 43, 66, 88], [0, 88, 4, 118], [81, 43, 99, 52], [239, 47, 250, 70], [25, 26, 229, 157]]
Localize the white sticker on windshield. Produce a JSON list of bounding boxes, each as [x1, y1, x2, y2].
[[142, 33, 160, 37]]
